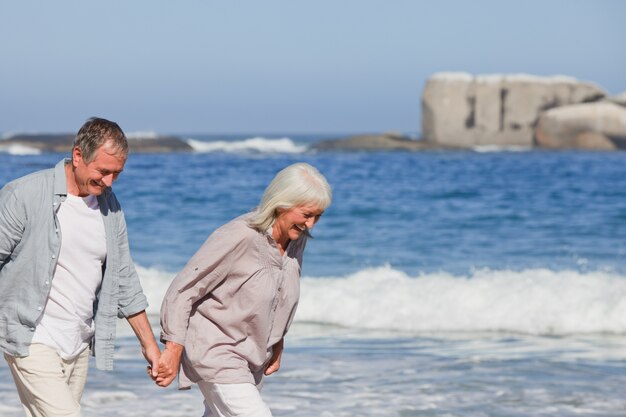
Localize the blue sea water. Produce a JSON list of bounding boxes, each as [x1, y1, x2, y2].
[[96, 138, 626, 276], [2, 134, 626, 416]]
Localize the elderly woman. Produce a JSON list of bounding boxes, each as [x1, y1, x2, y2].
[[156, 162, 332, 417]]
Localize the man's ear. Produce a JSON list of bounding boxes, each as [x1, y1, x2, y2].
[[72, 147, 83, 167]]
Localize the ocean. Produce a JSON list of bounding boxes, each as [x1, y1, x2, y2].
[[1, 134, 626, 416]]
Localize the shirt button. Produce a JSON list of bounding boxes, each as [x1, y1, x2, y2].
[[30, 327, 35, 331], [37, 306, 42, 311], [51, 255, 56, 259]]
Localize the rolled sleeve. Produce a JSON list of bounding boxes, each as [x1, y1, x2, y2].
[[116, 269, 148, 319]]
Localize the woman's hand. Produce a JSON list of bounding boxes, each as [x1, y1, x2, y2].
[[264, 338, 284, 376], [156, 341, 184, 387]]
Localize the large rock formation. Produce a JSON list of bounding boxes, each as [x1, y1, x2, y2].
[[535, 101, 626, 150], [606, 91, 626, 107], [422, 73, 606, 148]]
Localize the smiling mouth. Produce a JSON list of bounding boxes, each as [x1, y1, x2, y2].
[[293, 224, 313, 238]]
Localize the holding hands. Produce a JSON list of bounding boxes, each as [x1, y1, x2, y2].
[[150, 337, 283, 386], [154, 341, 184, 387]]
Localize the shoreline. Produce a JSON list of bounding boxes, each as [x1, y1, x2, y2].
[[0, 133, 194, 153], [2, 132, 626, 154]]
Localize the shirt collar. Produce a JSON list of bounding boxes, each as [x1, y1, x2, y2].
[[53, 158, 70, 197], [265, 223, 298, 253]]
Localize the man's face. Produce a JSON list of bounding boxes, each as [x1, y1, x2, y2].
[[72, 142, 126, 196]]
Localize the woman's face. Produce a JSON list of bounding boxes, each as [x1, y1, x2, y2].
[[273, 204, 324, 243]]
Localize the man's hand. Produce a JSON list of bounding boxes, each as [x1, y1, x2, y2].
[[156, 341, 184, 387], [144, 343, 161, 381], [264, 338, 284, 376]]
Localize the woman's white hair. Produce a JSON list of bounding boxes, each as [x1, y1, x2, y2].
[[249, 162, 332, 232]]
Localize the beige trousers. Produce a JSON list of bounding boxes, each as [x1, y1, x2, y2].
[[4, 343, 90, 417]]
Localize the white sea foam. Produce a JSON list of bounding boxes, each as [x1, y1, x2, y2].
[[299, 266, 626, 335], [472, 145, 532, 153], [137, 266, 174, 316], [125, 131, 160, 140], [0, 144, 42, 155], [137, 265, 626, 336], [185, 137, 307, 154]]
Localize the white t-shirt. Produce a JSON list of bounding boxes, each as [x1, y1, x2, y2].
[[32, 193, 106, 359]]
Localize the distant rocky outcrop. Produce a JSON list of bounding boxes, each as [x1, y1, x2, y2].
[[125, 136, 193, 152], [422, 72, 606, 148], [535, 102, 626, 150], [4, 78, 624, 154], [0, 134, 193, 153], [311, 132, 442, 151]]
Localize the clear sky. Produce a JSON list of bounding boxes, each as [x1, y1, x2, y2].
[[1, 0, 624, 135]]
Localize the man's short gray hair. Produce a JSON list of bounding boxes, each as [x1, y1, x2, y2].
[[249, 163, 332, 232], [74, 117, 128, 163]]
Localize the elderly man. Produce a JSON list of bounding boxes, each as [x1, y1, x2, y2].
[[0, 117, 160, 417]]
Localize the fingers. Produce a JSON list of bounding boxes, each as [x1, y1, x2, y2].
[[264, 361, 280, 376], [146, 365, 159, 381], [155, 374, 175, 387], [153, 350, 179, 387], [264, 342, 283, 376], [143, 345, 162, 380], [155, 365, 176, 387], [150, 358, 159, 378]]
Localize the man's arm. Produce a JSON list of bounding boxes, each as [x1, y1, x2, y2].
[[126, 311, 161, 379], [0, 186, 25, 266]]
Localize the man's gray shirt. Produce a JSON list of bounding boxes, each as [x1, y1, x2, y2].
[[0, 159, 148, 370]]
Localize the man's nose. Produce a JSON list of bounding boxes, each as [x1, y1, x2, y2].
[[102, 174, 115, 187]]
